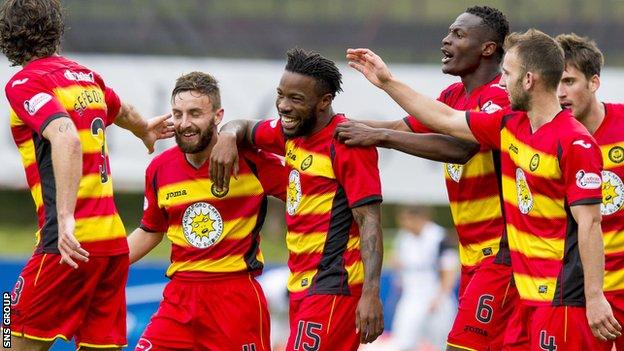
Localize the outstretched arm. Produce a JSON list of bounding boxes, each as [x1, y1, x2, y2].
[[572, 204, 622, 341], [114, 103, 174, 154], [209, 119, 257, 191], [346, 48, 476, 142], [128, 227, 165, 264], [335, 121, 479, 164], [352, 202, 384, 344]]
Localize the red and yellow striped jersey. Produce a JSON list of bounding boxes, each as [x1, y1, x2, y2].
[[5, 56, 127, 256], [404, 75, 510, 269], [595, 103, 624, 293], [140, 146, 286, 278], [252, 114, 382, 300], [468, 109, 603, 306]]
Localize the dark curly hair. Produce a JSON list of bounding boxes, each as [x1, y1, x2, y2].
[[466, 6, 509, 62], [0, 0, 64, 66], [171, 71, 221, 110], [285, 48, 343, 98]]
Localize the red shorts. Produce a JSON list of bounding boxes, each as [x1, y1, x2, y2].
[[286, 294, 359, 351], [458, 263, 480, 299], [447, 259, 517, 351], [10, 253, 128, 348], [597, 291, 624, 351], [503, 304, 601, 351], [136, 273, 270, 351]]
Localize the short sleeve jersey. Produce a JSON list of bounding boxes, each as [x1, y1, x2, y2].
[[593, 103, 624, 293], [404, 75, 510, 268], [140, 146, 286, 278], [252, 114, 382, 300], [5, 56, 126, 256], [467, 108, 603, 306]]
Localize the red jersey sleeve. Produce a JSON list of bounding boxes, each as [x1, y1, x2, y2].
[[241, 148, 287, 201], [560, 135, 604, 206], [331, 140, 382, 208], [251, 118, 286, 156], [104, 86, 121, 126], [466, 110, 505, 150], [5, 75, 68, 135], [140, 162, 168, 233], [479, 84, 509, 113], [402, 115, 433, 133]]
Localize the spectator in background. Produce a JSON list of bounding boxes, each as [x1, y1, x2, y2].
[[391, 205, 458, 351]]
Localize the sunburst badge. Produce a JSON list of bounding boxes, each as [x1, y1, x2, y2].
[[446, 163, 462, 183], [601, 170, 624, 215], [516, 168, 533, 214], [182, 202, 223, 248], [287, 170, 302, 215]]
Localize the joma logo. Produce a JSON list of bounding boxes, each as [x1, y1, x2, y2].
[[165, 190, 187, 200]]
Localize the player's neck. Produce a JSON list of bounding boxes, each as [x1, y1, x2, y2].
[[308, 107, 335, 136], [185, 131, 218, 168], [460, 62, 500, 93], [578, 97, 605, 135], [22, 53, 59, 66], [527, 93, 563, 132]]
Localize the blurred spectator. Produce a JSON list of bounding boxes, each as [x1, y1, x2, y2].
[[390, 205, 459, 351]]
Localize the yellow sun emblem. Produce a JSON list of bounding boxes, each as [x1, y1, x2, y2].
[[603, 181, 618, 206], [191, 213, 216, 238]]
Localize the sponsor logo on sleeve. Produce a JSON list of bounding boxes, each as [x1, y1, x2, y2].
[[270, 118, 279, 128], [63, 69, 95, 83], [572, 139, 592, 149], [23, 92, 52, 115], [576, 170, 601, 189], [481, 100, 503, 114], [11, 78, 28, 87]]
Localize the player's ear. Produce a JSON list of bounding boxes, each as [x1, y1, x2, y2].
[[524, 71, 534, 90], [589, 74, 600, 93], [214, 108, 224, 125], [318, 93, 333, 110], [482, 41, 497, 58]]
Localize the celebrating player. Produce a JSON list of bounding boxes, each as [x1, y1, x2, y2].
[[335, 7, 517, 350], [1, 0, 173, 350], [128, 72, 286, 351], [344, 29, 621, 348], [556, 33, 624, 350], [210, 48, 384, 350]]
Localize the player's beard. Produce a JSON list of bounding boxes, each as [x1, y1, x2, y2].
[[175, 124, 214, 154], [282, 110, 317, 139], [509, 78, 531, 111]]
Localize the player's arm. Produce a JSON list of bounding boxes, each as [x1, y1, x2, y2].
[[352, 202, 384, 344], [572, 204, 622, 341], [335, 120, 479, 164], [128, 227, 165, 264], [113, 103, 174, 154], [358, 119, 411, 132], [210, 119, 257, 191], [42, 117, 89, 269], [346, 48, 475, 142]]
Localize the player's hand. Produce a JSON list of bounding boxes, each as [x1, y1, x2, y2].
[[209, 132, 239, 192], [334, 121, 382, 146], [586, 294, 622, 341], [141, 113, 174, 154], [356, 289, 384, 344], [346, 48, 393, 89], [57, 216, 89, 269]]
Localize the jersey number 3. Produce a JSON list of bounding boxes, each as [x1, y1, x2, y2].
[[91, 118, 109, 183]]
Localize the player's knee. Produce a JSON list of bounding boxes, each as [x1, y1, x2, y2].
[[9, 335, 53, 351]]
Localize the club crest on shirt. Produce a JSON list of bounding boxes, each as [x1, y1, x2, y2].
[[182, 202, 223, 249], [516, 168, 534, 214], [575, 170, 601, 190], [601, 170, 624, 215], [211, 183, 229, 198], [609, 146, 624, 164], [529, 154, 540, 172], [446, 163, 462, 183], [301, 155, 313, 171], [287, 170, 302, 216]]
